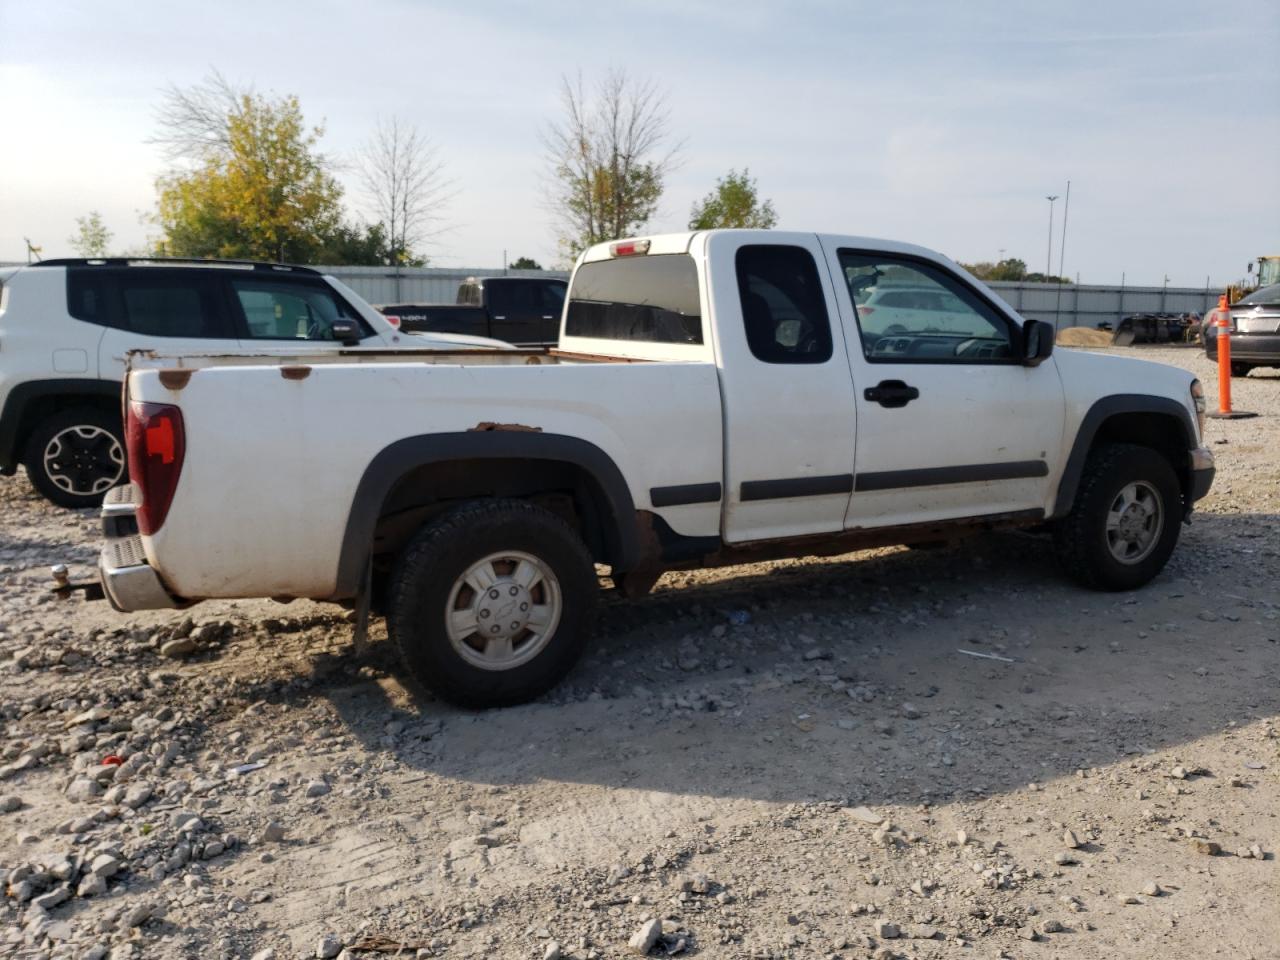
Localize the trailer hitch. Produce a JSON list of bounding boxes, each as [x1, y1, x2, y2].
[[50, 564, 106, 602]]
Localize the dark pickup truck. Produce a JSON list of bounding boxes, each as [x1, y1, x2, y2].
[[378, 276, 567, 347]]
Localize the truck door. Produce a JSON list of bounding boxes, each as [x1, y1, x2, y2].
[[820, 242, 1065, 530], [706, 232, 858, 543], [486, 280, 556, 346]]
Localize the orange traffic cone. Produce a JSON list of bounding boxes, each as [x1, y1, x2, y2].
[[1208, 293, 1257, 420]]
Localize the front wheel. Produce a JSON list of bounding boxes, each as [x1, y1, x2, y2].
[[387, 499, 597, 708], [22, 407, 126, 509], [1053, 443, 1182, 591], [1230, 361, 1252, 378]]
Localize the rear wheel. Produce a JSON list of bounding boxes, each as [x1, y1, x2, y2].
[[1230, 361, 1252, 377], [1053, 443, 1182, 591], [23, 407, 126, 509], [387, 499, 597, 708]]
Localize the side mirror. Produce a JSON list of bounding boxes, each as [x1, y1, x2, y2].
[[1022, 319, 1055, 366], [330, 318, 361, 346]]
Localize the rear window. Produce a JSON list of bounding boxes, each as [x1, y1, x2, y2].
[[67, 268, 230, 338], [564, 255, 702, 344]]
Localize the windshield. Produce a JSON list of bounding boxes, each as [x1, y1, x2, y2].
[[1240, 282, 1280, 306]]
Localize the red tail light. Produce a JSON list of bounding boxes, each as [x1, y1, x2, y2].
[[857, 305, 876, 317], [126, 401, 185, 535], [609, 239, 651, 257], [384, 314, 401, 329]]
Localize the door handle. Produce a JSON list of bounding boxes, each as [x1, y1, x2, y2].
[[864, 379, 920, 408]]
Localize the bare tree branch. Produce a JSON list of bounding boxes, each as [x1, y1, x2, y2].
[[542, 68, 680, 260], [357, 116, 451, 265], [149, 68, 247, 163]]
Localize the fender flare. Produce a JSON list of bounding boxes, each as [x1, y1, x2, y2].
[[0, 378, 122, 474], [1051, 394, 1196, 518], [332, 431, 639, 597]]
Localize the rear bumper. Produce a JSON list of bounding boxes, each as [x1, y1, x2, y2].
[[99, 484, 178, 611], [1204, 331, 1280, 364], [1190, 446, 1215, 505]]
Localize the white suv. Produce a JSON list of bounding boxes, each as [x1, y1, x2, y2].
[[0, 258, 503, 508]]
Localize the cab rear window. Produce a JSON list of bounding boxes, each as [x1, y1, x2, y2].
[[565, 255, 702, 344]]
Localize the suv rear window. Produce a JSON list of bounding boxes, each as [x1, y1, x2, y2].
[[67, 268, 230, 338], [565, 255, 702, 344]]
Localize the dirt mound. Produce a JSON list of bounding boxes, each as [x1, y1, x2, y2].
[[1056, 326, 1114, 347]]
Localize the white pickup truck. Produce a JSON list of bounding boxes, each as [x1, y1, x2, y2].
[[97, 230, 1215, 707]]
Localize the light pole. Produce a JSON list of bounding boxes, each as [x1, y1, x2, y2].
[[1054, 180, 1071, 326], [1045, 195, 1058, 278]]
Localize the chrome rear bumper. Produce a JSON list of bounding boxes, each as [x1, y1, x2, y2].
[[99, 484, 177, 611]]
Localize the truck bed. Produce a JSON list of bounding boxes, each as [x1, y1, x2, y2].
[[124, 350, 722, 599]]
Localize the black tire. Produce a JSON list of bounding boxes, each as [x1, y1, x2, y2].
[[1053, 443, 1182, 591], [1230, 362, 1252, 378], [22, 407, 127, 509], [387, 498, 597, 708]]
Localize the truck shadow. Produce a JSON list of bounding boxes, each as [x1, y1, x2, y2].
[[313, 508, 1279, 808]]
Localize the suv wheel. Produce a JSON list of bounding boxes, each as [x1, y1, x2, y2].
[[387, 499, 597, 708], [23, 407, 126, 508], [1053, 443, 1182, 591], [1230, 361, 1252, 377]]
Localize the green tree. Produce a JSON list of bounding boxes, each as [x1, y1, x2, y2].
[[544, 70, 677, 260], [960, 257, 1069, 284], [68, 211, 112, 258], [688, 169, 777, 230], [153, 78, 344, 263], [310, 222, 389, 266], [509, 256, 542, 270]]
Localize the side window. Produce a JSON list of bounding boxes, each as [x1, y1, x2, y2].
[[486, 283, 513, 316], [542, 283, 566, 314], [66, 271, 111, 326], [840, 251, 1013, 362], [115, 274, 227, 338], [229, 279, 363, 341], [734, 245, 833, 364]]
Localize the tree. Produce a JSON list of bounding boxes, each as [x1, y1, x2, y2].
[[509, 256, 542, 270], [152, 74, 345, 262], [961, 257, 1070, 284], [150, 69, 242, 164], [358, 116, 449, 266], [544, 69, 678, 259], [310, 222, 388, 266], [68, 212, 112, 257], [961, 257, 1027, 282], [688, 169, 777, 230]]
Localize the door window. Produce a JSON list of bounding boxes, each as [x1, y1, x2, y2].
[[541, 283, 566, 314], [840, 252, 1013, 362], [735, 245, 833, 364], [229, 278, 366, 341]]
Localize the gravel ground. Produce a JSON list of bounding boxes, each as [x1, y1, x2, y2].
[[1, 346, 1277, 960]]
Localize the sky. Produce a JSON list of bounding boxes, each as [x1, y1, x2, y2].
[[1, 0, 1277, 286]]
